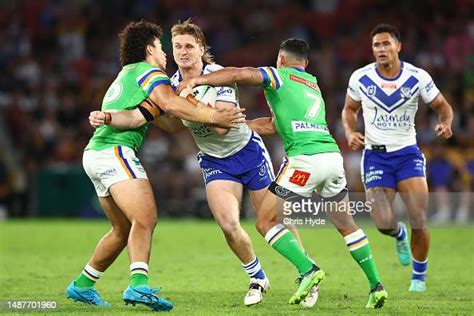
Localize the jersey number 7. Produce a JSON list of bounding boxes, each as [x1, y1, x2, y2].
[[304, 90, 321, 119]]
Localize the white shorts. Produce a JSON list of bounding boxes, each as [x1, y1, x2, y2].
[[83, 146, 148, 197], [275, 152, 347, 198]]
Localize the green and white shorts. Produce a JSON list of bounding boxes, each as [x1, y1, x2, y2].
[[272, 152, 347, 199], [83, 146, 148, 197]]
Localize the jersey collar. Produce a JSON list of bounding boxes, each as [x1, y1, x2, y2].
[[291, 66, 306, 73], [375, 61, 404, 81], [178, 63, 207, 82]]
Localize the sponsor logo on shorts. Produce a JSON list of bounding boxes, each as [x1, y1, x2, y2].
[[365, 168, 383, 183], [414, 158, 425, 172], [259, 163, 267, 176], [131, 158, 145, 172], [202, 168, 222, 179], [289, 170, 310, 187], [275, 185, 291, 197], [99, 168, 117, 178]]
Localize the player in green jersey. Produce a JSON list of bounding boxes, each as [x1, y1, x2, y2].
[[66, 21, 244, 311], [177, 38, 388, 309]]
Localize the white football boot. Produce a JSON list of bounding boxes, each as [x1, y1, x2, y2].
[[244, 277, 270, 306], [301, 284, 320, 308]]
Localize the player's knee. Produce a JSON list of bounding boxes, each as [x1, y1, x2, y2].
[[408, 211, 428, 229], [219, 219, 241, 236], [132, 215, 157, 232], [255, 218, 271, 236]]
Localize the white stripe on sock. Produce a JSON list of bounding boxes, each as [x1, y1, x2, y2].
[[264, 224, 288, 246], [82, 264, 103, 281], [343, 229, 366, 244], [130, 262, 149, 275]]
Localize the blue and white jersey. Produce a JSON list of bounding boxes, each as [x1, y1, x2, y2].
[[347, 61, 440, 152], [171, 63, 252, 158]]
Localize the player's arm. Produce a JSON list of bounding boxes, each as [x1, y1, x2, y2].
[[246, 116, 277, 136], [89, 85, 246, 129], [150, 84, 245, 128], [341, 94, 365, 150], [176, 67, 264, 94], [210, 101, 235, 136], [152, 114, 186, 133], [429, 93, 453, 139]]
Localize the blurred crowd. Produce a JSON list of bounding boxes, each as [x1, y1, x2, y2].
[[0, 0, 472, 220]]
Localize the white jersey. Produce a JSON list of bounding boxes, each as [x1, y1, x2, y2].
[[347, 61, 440, 152], [170, 63, 252, 158]]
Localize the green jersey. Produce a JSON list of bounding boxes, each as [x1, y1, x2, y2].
[[259, 66, 339, 157], [86, 62, 171, 151]]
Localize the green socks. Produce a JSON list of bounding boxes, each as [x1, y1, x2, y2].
[[130, 262, 149, 287], [74, 264, 103, 289], [344, 229, 381, 289], [265, 224, 313, 274]]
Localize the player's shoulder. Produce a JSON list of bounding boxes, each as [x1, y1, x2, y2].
[[402, 61, 431, 78], [203, 63, 224, 74]]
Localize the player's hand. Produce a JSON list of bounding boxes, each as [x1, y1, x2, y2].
[[89, 111, 105, 128], [434, 123, 452, 139], [212, 108, 246, 128], [176, 78, 198, 95], [347, 132, 365, 150], [178, 85, 194, 98]]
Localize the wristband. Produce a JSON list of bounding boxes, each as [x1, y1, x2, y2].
[[104, 112, 112, 125]]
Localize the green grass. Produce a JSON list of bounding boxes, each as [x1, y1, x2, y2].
[[0, 219, 473, 315]]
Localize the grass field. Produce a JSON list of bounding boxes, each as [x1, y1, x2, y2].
[[0, 219, 473, 315]]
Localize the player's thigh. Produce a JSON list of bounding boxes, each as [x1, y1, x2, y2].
[[255, 188, 280, 226], [397, 177, 428, 227], [325, 195, 358, 232], [206, 180, 243, 227], [248, 186, 269, 213], [366, 186, 397, 209], [99, 196, 131, 235], [109, 179, 157, 225]]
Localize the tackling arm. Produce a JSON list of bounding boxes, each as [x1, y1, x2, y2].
[[176, 67, 264, 94], [246, 116, 277, 136]]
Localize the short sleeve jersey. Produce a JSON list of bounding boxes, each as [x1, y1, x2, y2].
[[86, 62, 171, 151], [347, 61, 440, 151], [258, 66, 339, 157]]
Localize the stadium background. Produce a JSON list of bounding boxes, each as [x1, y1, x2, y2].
[[0, 0, 472, 221]]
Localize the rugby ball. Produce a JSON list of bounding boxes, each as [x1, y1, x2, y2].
[[192, 85, 217, 107]]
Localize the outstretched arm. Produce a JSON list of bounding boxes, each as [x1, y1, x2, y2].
[[176, 67, 264, 94], [247, 116, 277, 136], [429, 93, 453, 139], [341, 94, 365, 150], [89, 85, 246, 130]]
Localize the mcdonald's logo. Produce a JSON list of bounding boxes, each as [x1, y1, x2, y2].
[[289, 170, 310, 186]]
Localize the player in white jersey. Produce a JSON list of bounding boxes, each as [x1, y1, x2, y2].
[[167, 19, 283, 306], [342, 24, 453, 292], [169, 20, 319, 307]]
